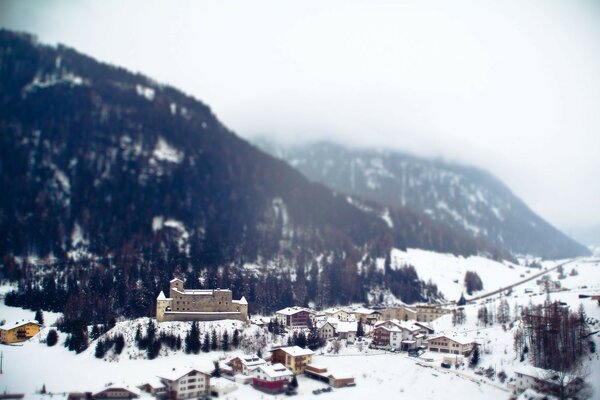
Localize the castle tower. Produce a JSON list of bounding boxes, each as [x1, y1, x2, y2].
[[156, 291, 172, 323], [169, 277, 184, 298]]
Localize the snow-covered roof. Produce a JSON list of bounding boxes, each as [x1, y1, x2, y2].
[[352, 307, 378, 315], [276, 306, 312, 316], [158, 367, 210, 382], [256, 363, 293, 379], [336, 321, 358, 333], [156, 291, 168, 300], [426, 334, 474, 345], [232, 296, 247, 305], [93, 384, 141, 397], [514, 365, 575, 382], [272, 346, 314, 357], [172, 287, 232, 295], [238, 355, 266, 367], [0, 319, 41, 331], [137, 376, 166, 390], [170, 278, 183, 283], [323, 307, 349, 315]]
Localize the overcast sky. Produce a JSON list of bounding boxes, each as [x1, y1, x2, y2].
[[1, 0, 599, 231]]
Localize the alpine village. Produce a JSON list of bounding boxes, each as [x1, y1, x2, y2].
[[1, 13, 600, 400]]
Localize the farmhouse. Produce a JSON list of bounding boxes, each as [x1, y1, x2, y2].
[[0, 320, 41, 343], [251, 363, 293, 394], [275, 307, 313, 328], [426, 334, 475, 356], [336, 321, 358, 343], [157, 367, 211, 399], [304, 365, 355, 388], [270, 346, 314, 374], [317, 319, 338, 341], [156, 278, 248, 323], [351, 307, 381, 325]]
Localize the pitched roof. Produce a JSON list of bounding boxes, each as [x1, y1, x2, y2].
[[426, 334, 474, 345], [0, 319, 41, 331], [336, 321, 358, 333], [158, 367, 210, 382], [276, 306, 312, 316], [256, 363, 293, 379], [272, 346, 314, 357]]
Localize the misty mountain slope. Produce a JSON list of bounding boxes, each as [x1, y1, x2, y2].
[[257, 141, 589, 259], [0, 30, 393, 266]]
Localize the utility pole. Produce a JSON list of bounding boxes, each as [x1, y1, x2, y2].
[[1, 351, 3, 374]]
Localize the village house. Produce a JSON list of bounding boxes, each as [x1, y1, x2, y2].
[[416, 304, 450, 322], [381, 306, 417, 322], [317, 319, 338, 341], [270, 346, 314, 374], [157, 367, 211, 399], [137, 377, 167, 397], [92, 384, 140, 399], [371, 320, 426, 350], [426, 334, 475, 356], [156, 278, 248, 323], [322, 307, 351, 321], [209, 377, 238, 398], [351, 307, 381, 325], [229, 355, 266, 376], [513, 366, 583, 397], [251, 363, 294, 394], [304, 365, 356, 388], [336, 321, 358, 344], [0, 320, 41, 343], [275, 307, 313, 329]]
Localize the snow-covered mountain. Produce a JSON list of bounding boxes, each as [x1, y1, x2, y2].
[[257, 141, 589, 259]]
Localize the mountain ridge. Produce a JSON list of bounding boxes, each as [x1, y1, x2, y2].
[[255, 139, 589, 259]]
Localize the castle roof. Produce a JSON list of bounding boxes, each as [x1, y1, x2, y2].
[[170, 278, 183, 283], [233, 296, 248, 305], [157, 291, 167, 300]]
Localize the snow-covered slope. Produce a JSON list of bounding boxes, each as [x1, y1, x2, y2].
[[258, 141, 590, 259]]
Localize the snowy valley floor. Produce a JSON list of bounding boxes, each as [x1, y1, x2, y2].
[[0, 254, 599, 399]]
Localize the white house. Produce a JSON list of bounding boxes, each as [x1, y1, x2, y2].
[[426, 334, 475, 356], [158, 367, 211, 399], [336, 321, 358, 344]]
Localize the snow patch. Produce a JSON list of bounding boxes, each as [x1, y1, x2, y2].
[[135, 84, 155, 101], [153, 137, 183, 163]]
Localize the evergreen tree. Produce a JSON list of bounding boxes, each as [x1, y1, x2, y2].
[[211, 329, 218, 351], [290, 375, 298, 389], [95, 340, 106, 358], [357, 319, 365, 337], [232, 329, 240, 348], [46, 329, 58, 347], [469, 345, 480, 368], [114, 334, 125, 354], [90, 324, 101, 341], [185, 322, 200, 354], [212, 361, 221, 377], [202, 332, 210, 353], [41, 384, 46, 394], [457, 293, 466, 306], [34, 309, 44, 325], [221, 330, 229, 351], [296, 331, 307, 349]]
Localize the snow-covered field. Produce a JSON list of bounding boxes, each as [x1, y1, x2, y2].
[[0, 256, 598, 399]]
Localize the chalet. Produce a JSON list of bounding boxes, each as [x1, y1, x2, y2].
[[0, 320, 41, 343], [416, 304, 450, 323], [381, 306, 417, 322], [270, 346, 314, 374], [229, 355, 266, 375], [157, 367, 211, 399], [513, 366, 583, 396], [251, 363, 293, 394], [372, 320, 425, 350], [317, 320, 337, 341], [336, 321, 358, 344], [323, 307, 351, 321], [275, 307, 313, 329], [426, 334, 475, 356], [92, 385, 140, 399]]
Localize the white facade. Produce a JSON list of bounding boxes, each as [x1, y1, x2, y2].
[[158, 368, 210, 399]]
